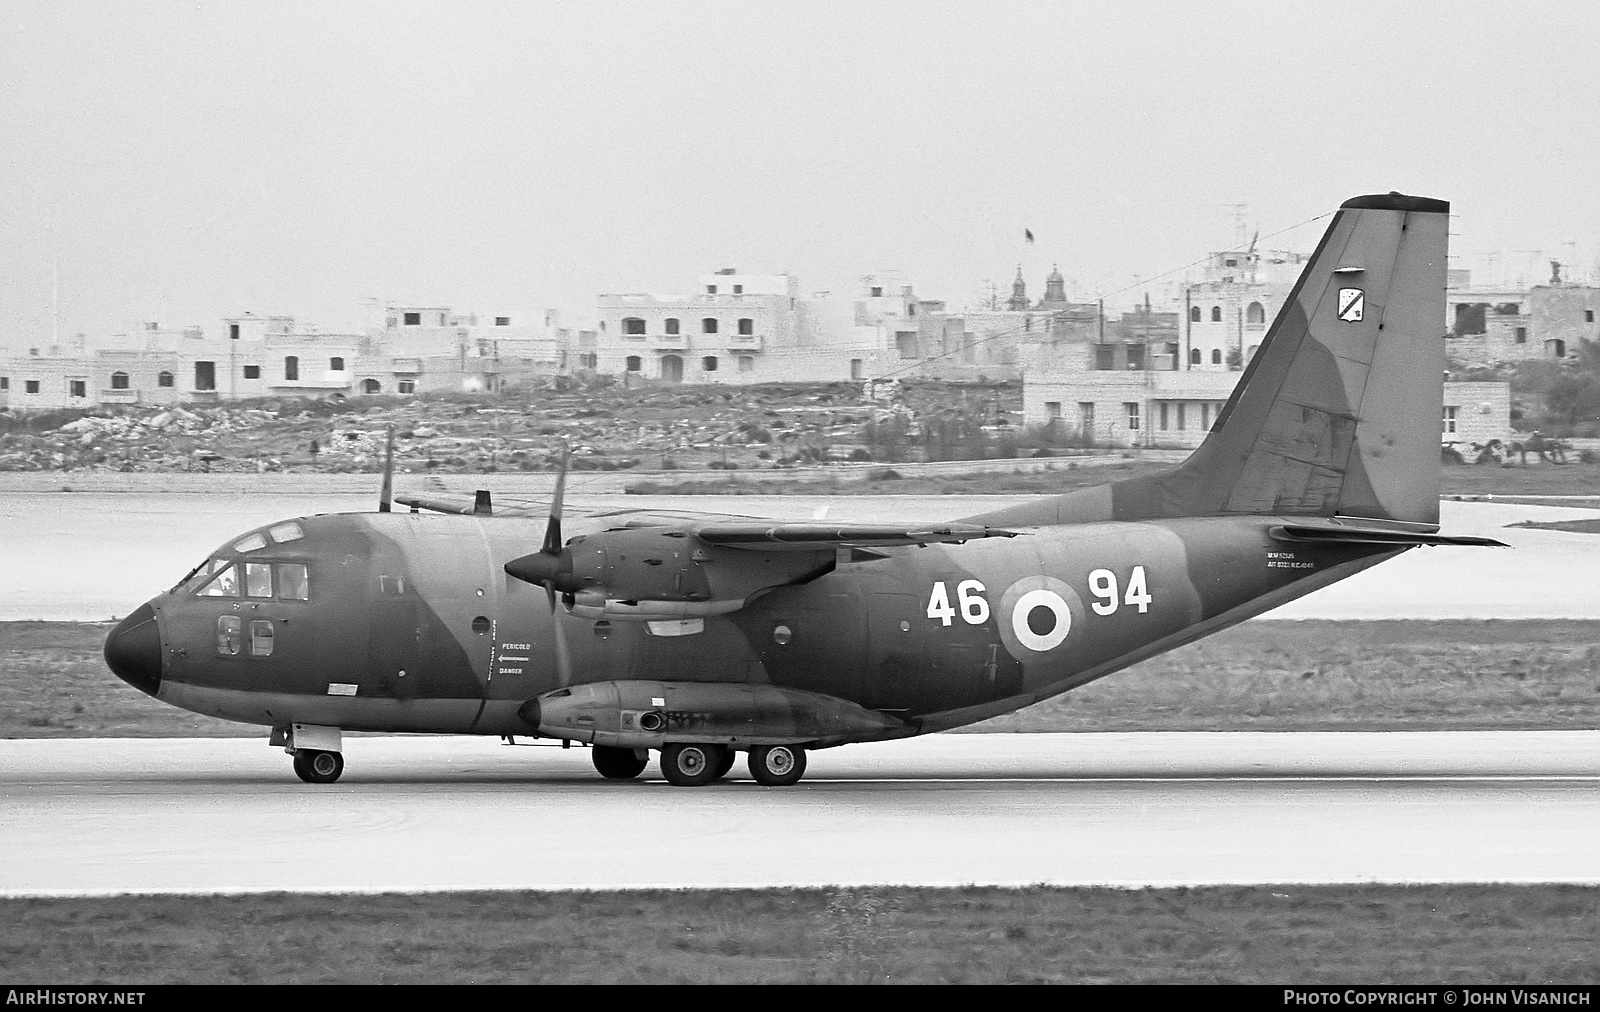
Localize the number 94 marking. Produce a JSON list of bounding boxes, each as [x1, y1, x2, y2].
[[926, 567, 1151, 627]]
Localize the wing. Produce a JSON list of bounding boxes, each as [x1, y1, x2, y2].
[[687, 520, 1020, 550]]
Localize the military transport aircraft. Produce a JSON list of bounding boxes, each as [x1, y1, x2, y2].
[[105, 192, 1501, 787]]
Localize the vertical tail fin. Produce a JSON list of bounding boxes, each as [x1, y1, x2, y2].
[[976, 192, 1450, 531]]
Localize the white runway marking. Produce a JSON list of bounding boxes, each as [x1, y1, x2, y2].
[[3, 732, 1598, 896]]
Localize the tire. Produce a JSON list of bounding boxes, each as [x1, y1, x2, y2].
[[293, 749, 343, 784], [747, 744, 807, 787], [592, 744, 648, 780], [660, 743, 726, 787], [712, 747, 736, 780]]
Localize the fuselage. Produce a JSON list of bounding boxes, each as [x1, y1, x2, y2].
[[105, 508, 1404, 741]]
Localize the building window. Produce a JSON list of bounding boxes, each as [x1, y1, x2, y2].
[[1159, 403, 1169, 430], [195, 362, 216, 390], [158, 371, 174, 387], [229, 323, 240, 340], [1211, 349, 1222, 365], [398, 379, 415, 394], [284, 356, 299, 381], [581, 353, 598, 369], [896, 332, 917, 359], [110, 371, 129, 389], [243, 365, 260, 379], [403, 312, 421, 326], [1587, 310, 1596, 323], [495, 317, 511, 326], [1125, 344, 1145, 370], [739, 356, 754, 372], [1189, 348, 1202, 365], [1189, 306, 1201, 323], [1442, 406, 1458, 434], [330, 357, 345, 371], [1177, 403, 1186, 430], [1095, 345, 1114, 370], [1125, 402, 1140, 431], [623, 317, 646, 335], [733, 285, 743, 295], [702, 318, 719, 334], [626, 356, 642, 372], [25, 380, 40, 394], [702, 356, 718, 372], [1246, 302, 1265, 326], [871, 286, 883, 298], [1045, 401, 1062, 419], [1079, 402, 1095, 435], [737, 318, 753, 336], [850, 359, 863, 380], [362, 379, 381, 394], [1211, 306, 1222, 322], [1515, 328, 1527, 344], [70, 380, 86, 398], [0, 377, 7, 390], [706, 285, 717, 295], [664, 318, 680, 335]]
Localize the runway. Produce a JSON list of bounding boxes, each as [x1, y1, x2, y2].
[[4, 731, 1598, 896]]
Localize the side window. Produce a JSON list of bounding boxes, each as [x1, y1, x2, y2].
[[244, 562, 273, 598], [249, 621, 274, 657], [278, 563, 309, 601], [216, 616, 242, 656], [197, 565, 240, 597]]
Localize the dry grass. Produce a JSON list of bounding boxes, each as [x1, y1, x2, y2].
[[3, 885, 1597, 984], [968, 619, 1600, 733], [6, 620, 1599, 738]]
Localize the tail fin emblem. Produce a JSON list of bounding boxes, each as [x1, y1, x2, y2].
[[1337, 288, 1365, 322]]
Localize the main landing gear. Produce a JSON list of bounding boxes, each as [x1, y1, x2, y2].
[[655, 742, 808, 787], [591, 744, 649, 780]]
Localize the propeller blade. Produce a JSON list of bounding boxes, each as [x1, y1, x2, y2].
[[542, 443, 569, 556], [378, 425, 395, 513], [546, 582, 573, 688]]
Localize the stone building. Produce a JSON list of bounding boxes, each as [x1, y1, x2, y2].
[[1444, 269, 1600, 365], [0, 304, 583, 410]]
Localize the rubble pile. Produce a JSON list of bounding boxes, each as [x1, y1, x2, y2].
[[0, 381, 1024, 475]]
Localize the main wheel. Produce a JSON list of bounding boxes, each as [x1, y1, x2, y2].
[[592, 744, 648, 780], [748, 744, 807, 786], [293, 749, 344, 784], [660, 743, 726, 787], [712, 747, 736, 780]]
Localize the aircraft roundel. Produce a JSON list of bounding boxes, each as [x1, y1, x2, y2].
[[996, 575, 1082, 658]]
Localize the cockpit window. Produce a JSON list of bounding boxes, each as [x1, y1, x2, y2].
[[278, 563, 309, 601], [232, 533, 267, 553], [268, 522, 304, 544], [197, 565, 240, 598], [244, 562, 273, 598]]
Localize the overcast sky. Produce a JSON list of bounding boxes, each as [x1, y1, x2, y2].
[[3, 0, 1598, 345]]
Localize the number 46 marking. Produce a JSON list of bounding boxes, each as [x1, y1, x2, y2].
[[926, 579, 990, 627]]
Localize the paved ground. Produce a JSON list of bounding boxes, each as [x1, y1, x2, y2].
[[3, 731, 1597, 896]]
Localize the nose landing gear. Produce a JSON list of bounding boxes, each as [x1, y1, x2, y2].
[[292, 749, 344, 784]]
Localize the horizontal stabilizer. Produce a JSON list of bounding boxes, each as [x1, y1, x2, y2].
[[1268, 523, 1506, 548], [693, 521, 1020, 550]]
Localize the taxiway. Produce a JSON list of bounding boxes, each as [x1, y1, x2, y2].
[[3, 731, 1597, 896]]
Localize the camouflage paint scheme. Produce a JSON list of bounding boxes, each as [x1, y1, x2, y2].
[[105, 193, 1498, 781]]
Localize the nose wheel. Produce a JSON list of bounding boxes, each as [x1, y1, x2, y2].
[[292, 749, 344, 784]]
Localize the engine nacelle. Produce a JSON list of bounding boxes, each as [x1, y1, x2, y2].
[[519, 680, 910, 749]]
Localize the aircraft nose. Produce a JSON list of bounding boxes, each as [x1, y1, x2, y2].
[[105, 602, 163, 697]]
